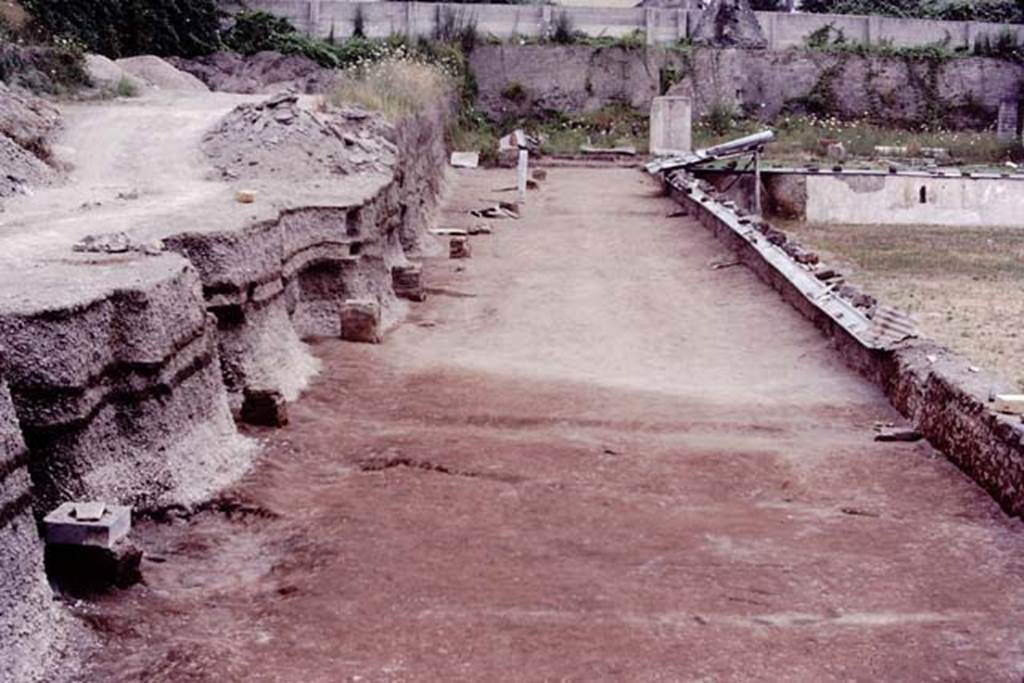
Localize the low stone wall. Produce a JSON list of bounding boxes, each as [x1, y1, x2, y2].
[[0, 100, 449, 680], [664, 172, 1024, 518], [470, 44, 1022, 129]]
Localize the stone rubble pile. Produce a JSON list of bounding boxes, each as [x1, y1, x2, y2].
[[0, 82, 61, 202], [202, 93, 396, 183]]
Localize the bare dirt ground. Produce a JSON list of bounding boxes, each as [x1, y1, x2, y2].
[[64, 167, 1024, 681], [781, 220, 1024, 389]]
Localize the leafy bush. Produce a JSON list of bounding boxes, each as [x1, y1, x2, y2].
[[703, 101, 738, 135], [552, 11, 576, 45], [22, 0, 221, 58], [0, 42, 90, 93], [434, 5, 478, 54], [500, 81, 528, 102], [221, 11, 294, 55], [973, 28, 1024, 62], [800, 0, 1024, 24]]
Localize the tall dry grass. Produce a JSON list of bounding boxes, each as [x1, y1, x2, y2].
[[328, 59, 449, 120]]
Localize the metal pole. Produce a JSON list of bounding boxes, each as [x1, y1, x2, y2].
[[517, 148, 529, 205], [753, 150, 762, 217]]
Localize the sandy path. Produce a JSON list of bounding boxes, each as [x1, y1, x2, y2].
[[0, 91, 255, 262], [69, 167, 1024, 681]]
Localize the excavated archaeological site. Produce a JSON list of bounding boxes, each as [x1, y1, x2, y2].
[[3, 2, 1024, 680]]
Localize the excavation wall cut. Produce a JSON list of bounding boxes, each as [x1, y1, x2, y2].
[[0, 92, 449, 679]]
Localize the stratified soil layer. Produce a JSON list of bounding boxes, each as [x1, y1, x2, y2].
[[66, 168, 1024, 682]]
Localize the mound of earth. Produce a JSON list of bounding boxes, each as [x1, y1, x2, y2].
[[0, 82, 61, 200], [115, 55, 209, 92], [84, 54, 146, 91], [169, 51, 335, 94], [202, 92, 395, 185]]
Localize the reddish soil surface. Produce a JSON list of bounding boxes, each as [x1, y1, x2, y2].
[[69, 168, 1024, 681]]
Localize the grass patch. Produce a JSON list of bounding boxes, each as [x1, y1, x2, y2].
[[782, 220, 1024, 387], [694, 113, 1024, 167], [328, 58, 451, 120]]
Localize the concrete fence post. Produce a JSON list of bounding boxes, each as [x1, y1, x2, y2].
[[766, 13, 778, 50], [675, 9, 685, 41], [406, 1, 415, 38], [308, 0, 321, 37], [541, 5, 552, 40], [645, 9, 656, 46], [866, 15, 880, 45], [965, 21, 977, 50]]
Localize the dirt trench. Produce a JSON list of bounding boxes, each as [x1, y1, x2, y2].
[[58, 167, 1024, 681]]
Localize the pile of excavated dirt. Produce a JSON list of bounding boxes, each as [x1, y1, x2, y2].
[[201, 93, 395, 184], [115, 55, 209, 92], [169, 51, 334, 94], [84, 53, 146, 91], [0, 82, 61, 200]]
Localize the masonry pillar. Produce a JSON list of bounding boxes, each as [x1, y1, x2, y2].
[[650, 96, 692, 155]]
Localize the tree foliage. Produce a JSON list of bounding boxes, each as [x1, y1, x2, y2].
[[800, 0, 1024, 24], [22, 0, 221, 58]]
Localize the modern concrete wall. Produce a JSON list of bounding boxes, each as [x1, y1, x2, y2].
[[224, 1, 1024, 49], [804, 173, 1024, 227]]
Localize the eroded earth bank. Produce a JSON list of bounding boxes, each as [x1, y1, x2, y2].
[[0, 72, 447, 681]]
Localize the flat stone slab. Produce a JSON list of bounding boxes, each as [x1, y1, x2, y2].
[[44, 502, 131, 549]]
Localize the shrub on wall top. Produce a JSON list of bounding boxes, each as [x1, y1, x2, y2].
[[800, 0, 1024, 24]]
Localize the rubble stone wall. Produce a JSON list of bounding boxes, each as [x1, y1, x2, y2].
[[665, 174, 1024, 518], [470, 44, 1023, 130]]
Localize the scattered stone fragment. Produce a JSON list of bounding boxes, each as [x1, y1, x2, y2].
[[874, 426, 923, 442], [532, 169, 547, 181], [241, 388, 289, 427], [992, 394, 1024, 415], [392, 263, 426, 302], [450, 151, 480, 168], [72, 232, 163, 255], [72, 232, 130, 254], [839, 506, 881, 518], [467, 224, 492, 235], [450, 236, 472, 259], [827, 142, 847, 162], [340, 299, 382, 343], [236, 189, 257, 204]]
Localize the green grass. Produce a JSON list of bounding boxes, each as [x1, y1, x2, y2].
[[694, 113, 1024, 167]]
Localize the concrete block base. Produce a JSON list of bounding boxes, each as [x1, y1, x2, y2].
[[43, 503, 131, 549], [650, 96, 693, 156], [392, 263, 426, 302], [241, 388, 289, 427], [340, 299, 382, 344]]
